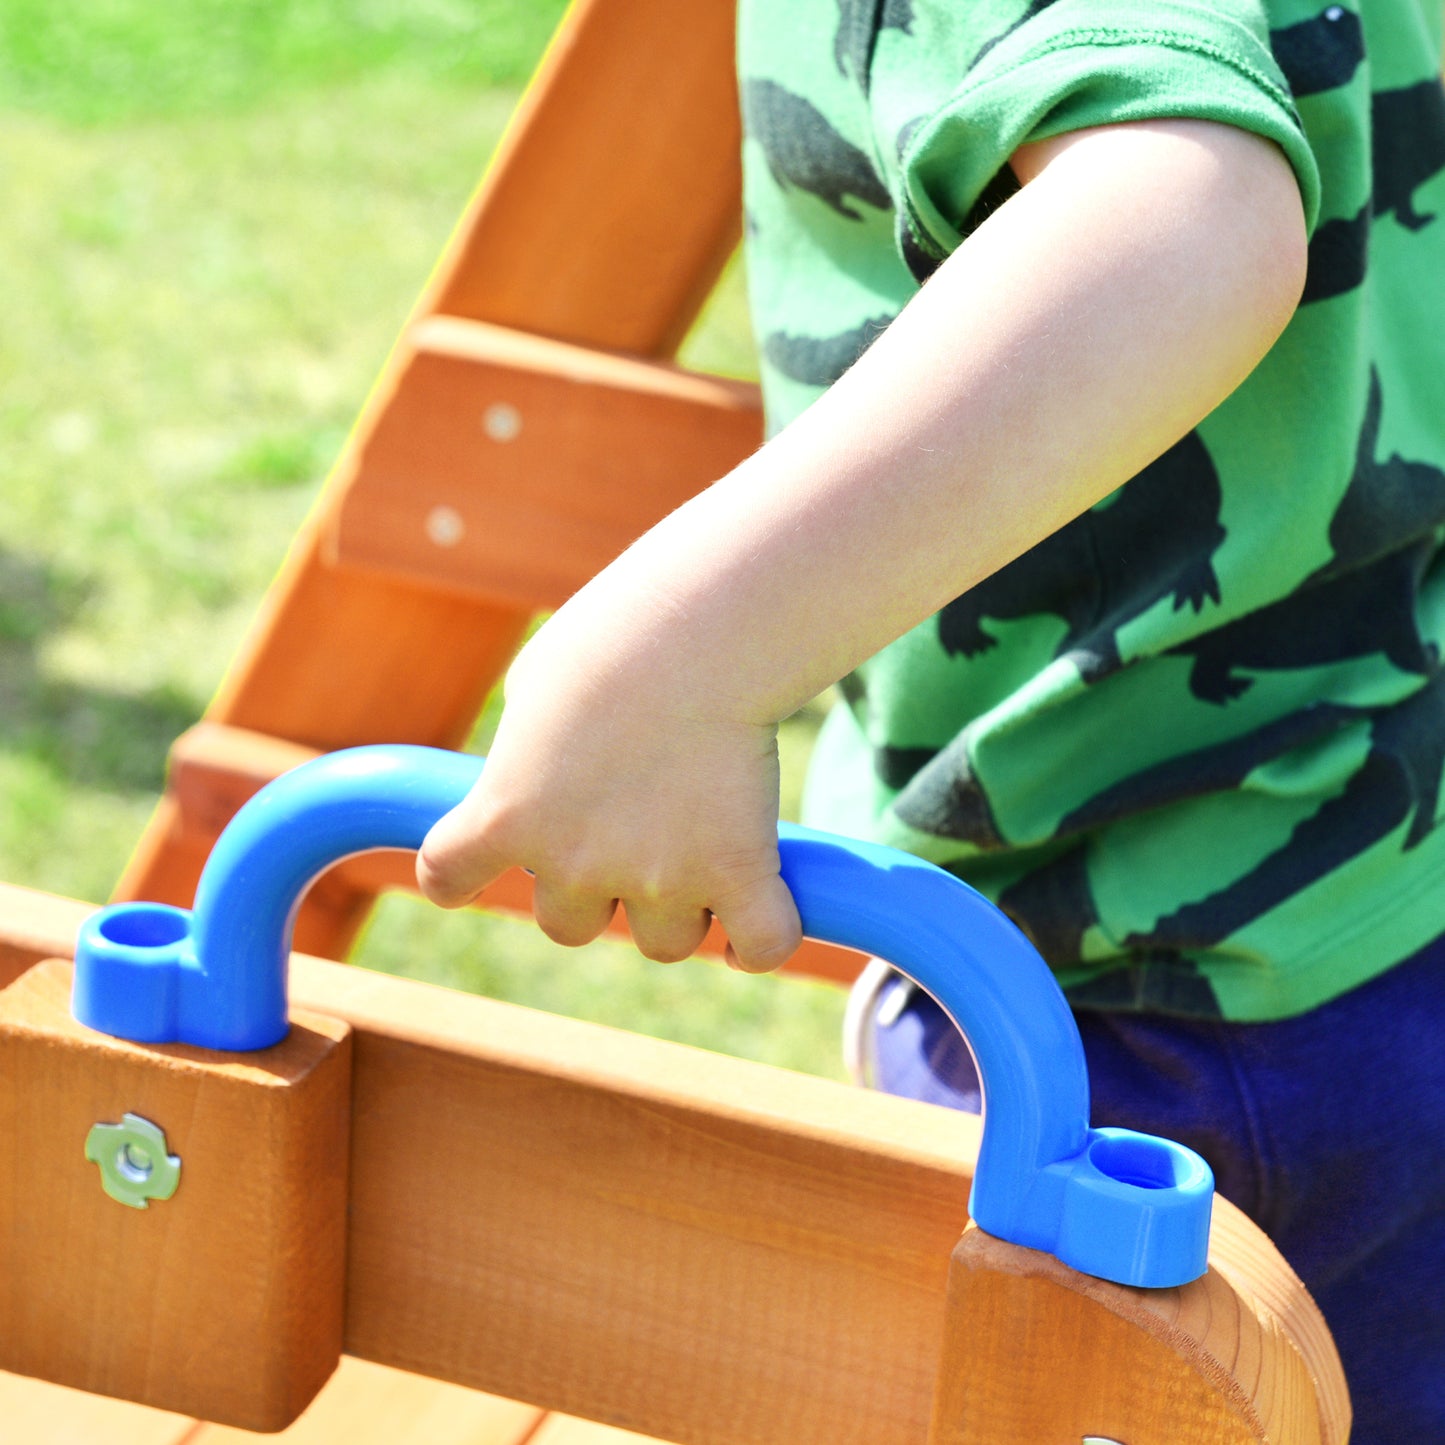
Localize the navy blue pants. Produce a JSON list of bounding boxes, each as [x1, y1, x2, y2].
[[865, 938, 1445, 1444]]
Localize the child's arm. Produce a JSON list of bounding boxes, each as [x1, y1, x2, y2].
[[416, 118, 1307, 972]]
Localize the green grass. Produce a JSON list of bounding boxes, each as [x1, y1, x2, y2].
[[0, 0, 570, 123], [0, 4, 848, 1078]]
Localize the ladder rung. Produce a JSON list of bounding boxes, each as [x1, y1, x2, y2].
[[326, 317, 763, 611]]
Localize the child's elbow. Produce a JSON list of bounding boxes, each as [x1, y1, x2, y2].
[[1235, 135, 1310, 348]]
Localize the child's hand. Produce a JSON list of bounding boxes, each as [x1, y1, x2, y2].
[[419, 119, 1306, 980], [415, 602, 803, 973]]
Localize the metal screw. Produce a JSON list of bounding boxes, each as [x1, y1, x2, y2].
[[482, 402, 522, 442], [85, 1114, 181, 1209], [425, 505, 466, 548]]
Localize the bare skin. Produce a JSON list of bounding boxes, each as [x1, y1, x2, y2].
[[416, 118, 1308, 972]]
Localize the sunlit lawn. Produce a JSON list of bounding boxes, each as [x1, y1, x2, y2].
[[0, 2, 847, 1078]]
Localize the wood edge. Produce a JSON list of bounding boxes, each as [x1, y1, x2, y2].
[[407, 315, 762, 411], [1, 958, 352, 1088], [954, 1222, 1349, 1445], [3, 886, 1346, 1443], [0, 884, 973, 1176], [286, 948, 982, 1175], [1208, 1198, 1352, 1445]]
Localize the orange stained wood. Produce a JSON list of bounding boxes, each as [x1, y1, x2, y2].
[[116, 0, 751, 962], [0, 961, 352, 1431], [191, 1357, 543, 1445], [421, 0, 743, 352], [326, 318, 762, 610], [0, 1356, 663, 1445], [0, 900, 1348, 1444], [0, 1370, 196, 1445], [0, 879, 90, 988]]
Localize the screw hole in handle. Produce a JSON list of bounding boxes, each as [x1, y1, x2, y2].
[[72, 744, 1213, 1288]]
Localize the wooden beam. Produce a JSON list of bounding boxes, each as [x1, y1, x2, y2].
[[191, 1356, 543, 1445], [117, 727, 866, 981], [290, 952, 977, 1445], [422, 0, 743, 353], [327, 319, 762, 610], [0, 882, 91, 989], [0, 894, 1347, 1443]]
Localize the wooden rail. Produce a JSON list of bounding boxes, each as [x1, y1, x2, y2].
[[0, 882, 1350, 1443]]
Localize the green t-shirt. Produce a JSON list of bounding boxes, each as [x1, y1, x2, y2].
[[737, 0, 1445, 1020]]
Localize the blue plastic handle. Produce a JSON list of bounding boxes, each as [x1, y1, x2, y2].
[[73, 744, 1212, 1287]]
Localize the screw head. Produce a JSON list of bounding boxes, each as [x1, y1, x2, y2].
[[85, 1114, 181, 1209], [482, 402, 521, 442], [425, 505, 466, 548]]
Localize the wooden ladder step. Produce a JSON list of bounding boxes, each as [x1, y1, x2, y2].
[[327, 317, 763, 611]]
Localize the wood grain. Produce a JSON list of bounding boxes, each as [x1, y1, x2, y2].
[[328, 318, 761, 610], [927, 1225, 1350, 1445], [0, 897, 1348, 1445], [193, 1355, 543, 1445], [423, 0, 742, 352], [0, 961, 352, 1431], [303, 954, 975, 1445]]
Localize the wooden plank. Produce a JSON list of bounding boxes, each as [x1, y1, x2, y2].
[[328, 319, 762, 610], [284, 956, 1341, 1445], [204, 526, 532, 753], [926, 1225, 1349, 1445], [0, 880, 91, 988], [0, 1370, 196, 1445], [291, 953, 976, 1445], [0, 909, 1346, 1444], [192, 1355, 544, 1445], [423, 0, 743, 353], [119, 727, 866, 980], [0, 963, 352, 1431]]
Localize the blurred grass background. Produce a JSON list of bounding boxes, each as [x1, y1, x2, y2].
[[0, 0, 846, 1077]]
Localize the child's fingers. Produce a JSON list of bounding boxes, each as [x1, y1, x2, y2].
[[715, 874, 803, 974], [532, 879, 619, 947], [623, 899, 712, 964], [415, 808, 510, 909]]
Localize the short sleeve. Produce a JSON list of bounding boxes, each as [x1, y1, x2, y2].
[[889, 0, 1323, 262]]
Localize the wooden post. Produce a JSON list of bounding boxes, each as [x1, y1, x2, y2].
[[926, 1223, 1351, 1445], [0, 961, 352, 1431]]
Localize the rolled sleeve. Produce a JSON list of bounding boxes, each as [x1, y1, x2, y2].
[[896, 0, 1322, 261]]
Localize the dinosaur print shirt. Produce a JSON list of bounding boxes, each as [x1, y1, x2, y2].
[[738, 0, 1445, 1019]]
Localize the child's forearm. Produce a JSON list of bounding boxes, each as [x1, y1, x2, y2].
[[577, 119, 1306, 726], [417, 118, 1307, 971]]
